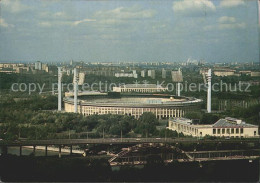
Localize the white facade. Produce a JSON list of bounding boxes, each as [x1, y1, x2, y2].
[[214, 70, 238, 77], [251, 71, 260, 77], [65, 102, 193, 119], [113, 84, 168, 93], [115, 71, 138, 78], [141, 70, 146, 77], [78, 72, 85, 85], [148, 70, 155, 79], [35, 61, 42, 70], [162, 68, 166, 79], [168, 117, 259, 138]]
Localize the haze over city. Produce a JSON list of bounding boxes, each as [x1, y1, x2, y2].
[[1, 1, 260, 182], [0, 0, 259, 63]]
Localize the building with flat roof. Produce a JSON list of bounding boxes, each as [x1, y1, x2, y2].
[[148, 70, 155, 79], [251, 71, 260, 77], [213, 69, 240, 77], [115, 70, 138, 78], [162, 68, 166, 79], [113, 84, 168, 93], [171, 70, 183, 82], [167, 117, 259, 138], [141, 70, 146, 77], [64, 93, 202, 119], [35, 61, 42, 70]]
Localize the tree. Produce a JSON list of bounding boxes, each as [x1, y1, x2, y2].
[[135, 112, 159, 137], [201, 113, 219, 124], [184, 112, 201, 120]]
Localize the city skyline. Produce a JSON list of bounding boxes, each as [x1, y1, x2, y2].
[[0, 0, 259, 63]]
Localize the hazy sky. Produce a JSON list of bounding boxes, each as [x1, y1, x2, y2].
[[0, 0, 259, 63]]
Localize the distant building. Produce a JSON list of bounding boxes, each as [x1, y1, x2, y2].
[[14, 66, 29, 73], [35, 61, 42, 70], [251, 71, 260, 77], [171, 69, 183, 82], [78, 72, 85, 85], [113, 84, 168, 93], [45, 65, 57, 74], [167, 117, 259, 138], [85, 70, 115, 77], [200, 68, 209, 75], [162, 68, 166, 79], [212, 67, 241, 77], [239, 70, 251, 75], [115, 70, 138, 78], [141, 70, 146, 77], [66, 69, 71, 76], [214, 70, 239, 77], [148, 70, 155, 79], [42, 63, 48, 71]]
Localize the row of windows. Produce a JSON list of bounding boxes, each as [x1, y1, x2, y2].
[[81, 107, 185, 115], [121, 89, 166, 92], [213, 128, 243, 134]]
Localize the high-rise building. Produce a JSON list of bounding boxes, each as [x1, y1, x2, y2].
[[35, 61, 42, 70], [141, 70, 146, 77], [162, 68, 166, 79], [78, 72, 85, 85], [42, 63, 48, 71], [148, 70, 155, 79], [171, 68, 183, 96]]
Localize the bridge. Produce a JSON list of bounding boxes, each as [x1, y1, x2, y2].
[[0, 137, 259, 146], [0, 138, 259, 158], [108, 143, 260, 166]]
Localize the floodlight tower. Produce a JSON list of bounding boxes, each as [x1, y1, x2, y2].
[[207, 69, 212, 113], [73, 68, 79, 113], [177, 68, 181, 96], [58, 67, 62, 111]]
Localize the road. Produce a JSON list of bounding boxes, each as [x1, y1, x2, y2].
[[0, 137, 259, 146]]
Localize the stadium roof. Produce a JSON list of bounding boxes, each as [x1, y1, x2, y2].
[[121, 84, 165, 89]]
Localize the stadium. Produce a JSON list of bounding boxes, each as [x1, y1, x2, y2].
[[64, 92, 202, 119]]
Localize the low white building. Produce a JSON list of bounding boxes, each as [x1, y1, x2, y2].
[[115, 70, 138, 78], [113, 84, 168, 93], [167, 117, 259, 138]]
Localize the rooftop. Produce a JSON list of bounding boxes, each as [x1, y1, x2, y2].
[[169, 117, 258, 128], [213, 117, 257, 128], [120, 84, 166, 89], [170, 117, 192, 125]]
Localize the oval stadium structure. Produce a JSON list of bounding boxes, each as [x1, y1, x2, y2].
[[64, 93, 202, 119]]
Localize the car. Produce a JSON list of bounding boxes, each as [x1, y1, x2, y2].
[[135, 138, 141, 141]]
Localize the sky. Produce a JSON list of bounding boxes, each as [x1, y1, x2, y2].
[[0, 0, 259, 63]]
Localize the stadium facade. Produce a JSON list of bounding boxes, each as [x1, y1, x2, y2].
[[64, 92, 202, 119]]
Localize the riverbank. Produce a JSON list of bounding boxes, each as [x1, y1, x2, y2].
[[0, 155, 259, 182]]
